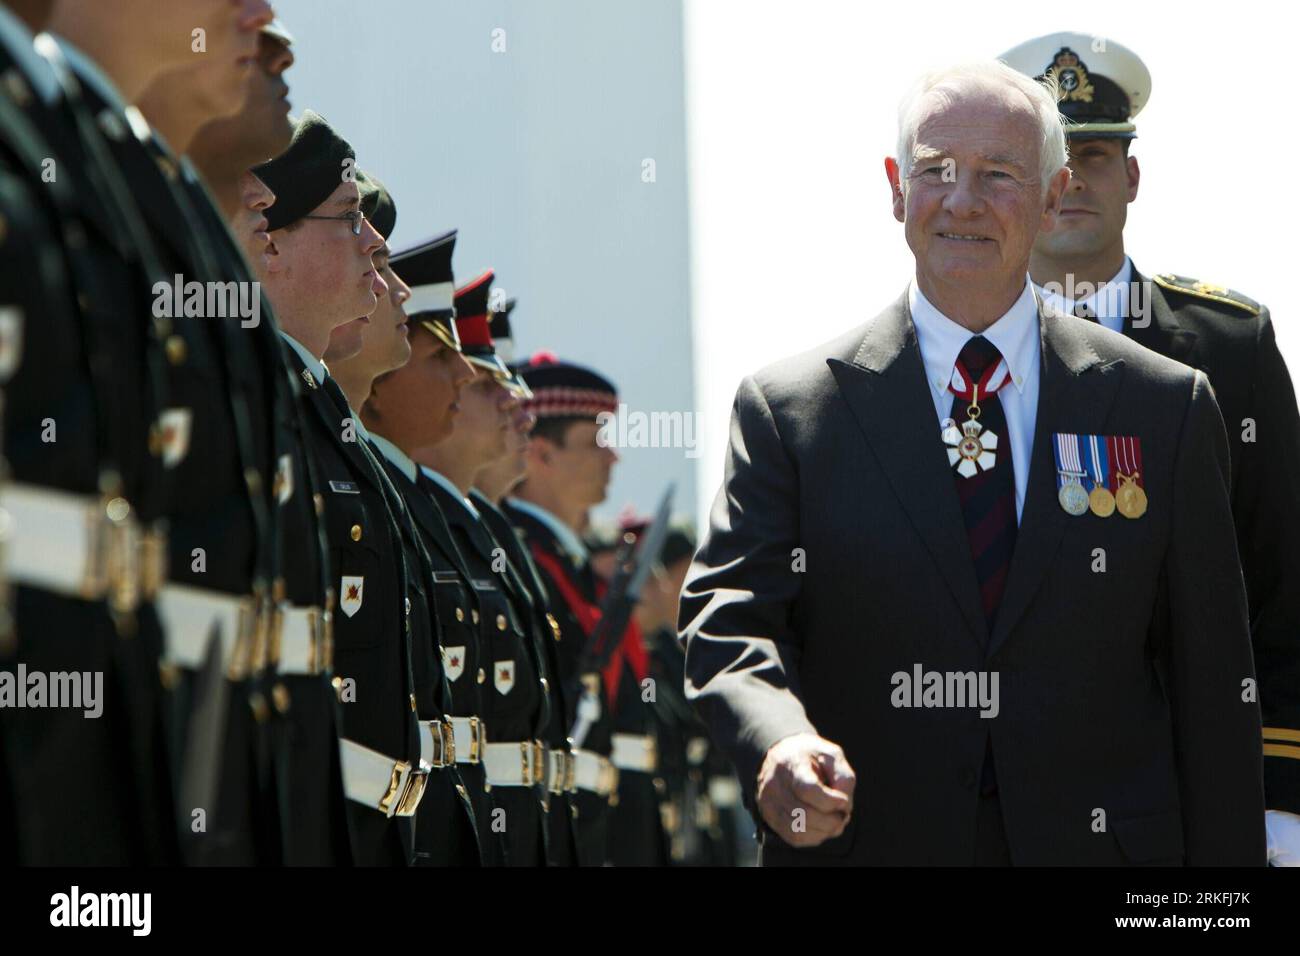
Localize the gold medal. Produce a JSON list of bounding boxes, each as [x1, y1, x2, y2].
[[1115, 473, 1147, 519], [1088, 485, 1115, 518]]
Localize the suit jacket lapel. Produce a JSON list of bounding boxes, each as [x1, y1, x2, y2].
[[829, 292, 989, 648], [985, 301, 1126, 657]]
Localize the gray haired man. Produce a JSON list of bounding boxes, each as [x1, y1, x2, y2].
[[680, 60, 1265, 865]]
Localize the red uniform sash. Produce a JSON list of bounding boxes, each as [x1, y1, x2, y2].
[[530, 546, 648, 707]]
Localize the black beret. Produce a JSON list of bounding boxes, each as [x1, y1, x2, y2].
[[252, 109, 356, 231], [356, 168, 396, 240]]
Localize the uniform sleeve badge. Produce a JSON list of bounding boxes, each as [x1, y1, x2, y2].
[[158, 407, 193, 468], [273, 454, 293, 505], [442, 646, 466, 682], [494, 659, 516, 695], [339, 575, 364, 617]]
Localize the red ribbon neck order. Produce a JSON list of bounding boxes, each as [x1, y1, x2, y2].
[[948, 357, 1010, 403]]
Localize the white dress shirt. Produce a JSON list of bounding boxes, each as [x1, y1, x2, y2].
[[367, 433, 418, 483], [909, 277, 1041, 522], [1035, 257, 1131, 334]]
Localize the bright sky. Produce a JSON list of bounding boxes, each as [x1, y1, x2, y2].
[[684, 0, 1298, 523]]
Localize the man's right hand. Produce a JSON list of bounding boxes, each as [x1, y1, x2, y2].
[[756, 733, 856, 848]]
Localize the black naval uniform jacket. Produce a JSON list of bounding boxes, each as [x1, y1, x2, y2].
[[0, 23, 178, 865], [281, 346, 420, 865], [426, 477, 550, 867], [680, 293, 1266, 866], [384, 461, 504, 866], [502, 499, 614, 866], [472, 490, 580, 866], [1125, 266, 1300, 814]]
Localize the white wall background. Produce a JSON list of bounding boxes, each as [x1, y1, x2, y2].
[[686, 0, 1300, 524], [274, 0, 696, 526]]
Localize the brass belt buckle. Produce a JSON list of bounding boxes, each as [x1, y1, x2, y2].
[[266, 599, 286, 671], [138, 524, 167, 601], [530, 740, 546, 786], [101, 496, 140, 613], [423, 720, 447, 769], [247, 589, 272, 676], [440, 720, 456, 768], [468, 716, 485, 763], [395, 765, 427, 817]]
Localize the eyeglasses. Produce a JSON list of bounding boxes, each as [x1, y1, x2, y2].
[[301, 209, 367, 236]]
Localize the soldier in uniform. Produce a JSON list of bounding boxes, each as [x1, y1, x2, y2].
[[250, 112, 433, 865], [472, 304, 581, 867], [362, 234, 507, 866], [1003, 32, 1300, 865], [622, 517, 748, 865], [323, 173, 482, 867], [397, 271, 554, 866], [505, 356, 667, 865], [1, 0, 265, 865], [183, 21, 353, 866], [68, 0, 288, 866]]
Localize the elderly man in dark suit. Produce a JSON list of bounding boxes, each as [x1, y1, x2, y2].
[[679, 60, 1266, 866]]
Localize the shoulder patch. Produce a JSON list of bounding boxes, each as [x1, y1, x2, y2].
[[1152, 273, 1261, 316]]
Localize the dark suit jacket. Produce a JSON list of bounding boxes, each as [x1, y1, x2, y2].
[[680, 291, 1266, 866], [1128, 266, 1300, 813]]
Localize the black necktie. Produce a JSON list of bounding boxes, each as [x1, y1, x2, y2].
[[948, 336, 1018, 630]]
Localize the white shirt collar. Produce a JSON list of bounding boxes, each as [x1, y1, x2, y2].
[[279, 331, 325, 385], [506, 497, 587, 565], [368, 433, 416, 483], [1034, 256, 1131, 326], [421, 466, 478, 519], [909, 276, 1040, 399]]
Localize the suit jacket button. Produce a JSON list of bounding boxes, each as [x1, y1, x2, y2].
[[476, 667, 486, 684], [456, 607, 464, 622], [472, 609, 480, 625], [350, 524, 362, 541], [496, 614, 507, 631]]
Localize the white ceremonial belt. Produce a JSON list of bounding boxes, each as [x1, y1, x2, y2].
[[418, 719, 456, 770], [0, 483, 165, 611], [546, 748, 576, 795], [449, 715, 486, 764], [571, 748, 618, 797], [273, 603, 332, 676], [610, 732, 657, 774], [482, 739, 546, 787], [157, 582, 267, 679], [339, 737, 426, 818], [708, 776, 742, 808]]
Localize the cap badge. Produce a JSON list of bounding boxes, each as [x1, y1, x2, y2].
[[1046, 48, 1095, 104]]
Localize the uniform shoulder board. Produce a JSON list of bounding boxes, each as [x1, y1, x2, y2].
[[1152, 273, 1262, 317]]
